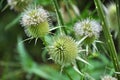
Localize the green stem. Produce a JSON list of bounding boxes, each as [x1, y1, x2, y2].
[[52, 0, 67, 34], [63, 69, 73, 80], [115, 0, 120, 31], [41, 37, 48, 46], [115, 0, 120, 52], [94, 0, 120, 79]]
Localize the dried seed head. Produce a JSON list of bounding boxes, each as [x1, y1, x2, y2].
[[7, 0, 32, 11], [74, 19, 102, 44], [21, 7, 49, 38], [101, 75, 117, 80], [49, 35, 78, 66], [107, 3, 118, 31]]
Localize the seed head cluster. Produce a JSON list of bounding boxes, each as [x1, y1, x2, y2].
[[21, 7, 49, 38], [74, 19, 102, 38], [107, 3, 118, 31], [107, 3, 116, 15], [101, 75, 117, 80], [7, 0, 32, 11], [49, 35, 78, 66], [21, 7, 49, 27]]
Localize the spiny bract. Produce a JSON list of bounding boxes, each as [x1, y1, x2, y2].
[[21, 7, 49, 38], [7, 0, 32, 11], [49, 35, 78, 66], [74, 19, 102, 44]]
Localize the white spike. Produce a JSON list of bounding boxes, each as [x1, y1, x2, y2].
[[77, 35, 88, 45], [34, 38, 38, 45], [92, 43, 98, 51], [76, 56, 92, 66], [86, 45, 89, 55], [95, 40, 104, 43], [73, 63, 83, 75], [18, 37, 33, 45], [49, 26, 64, 31]]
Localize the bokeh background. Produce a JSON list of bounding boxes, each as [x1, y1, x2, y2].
[[0, 0, 119, 80]]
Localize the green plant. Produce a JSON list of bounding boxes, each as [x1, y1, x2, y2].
[[0, 0, 119, 80]]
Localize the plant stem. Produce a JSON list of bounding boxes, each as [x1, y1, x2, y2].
[[41, 37, 48, 46], [94, 0, 120, 79], [52, 0, 67, 34], [115, 0, 120, 31], [115, 0, 120, 52]]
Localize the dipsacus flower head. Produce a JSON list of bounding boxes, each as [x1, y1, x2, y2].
[[106, 3, 118, 33], [49, 35, 78, 66], [21, 6, 49, 38], [7, 0, 32, 11], [74, 19, 102, 44], [101, 75, 117, 80]]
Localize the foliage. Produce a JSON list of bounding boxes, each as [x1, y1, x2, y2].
[[0, 0, 119, 80]]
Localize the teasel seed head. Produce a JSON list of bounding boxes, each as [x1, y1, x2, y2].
[[7, 0, 32, 11], [48, 35, 78, 66], [107, 3, 118, 32], [21, 6, 49, 38], [101, 75, 117, 80], [74, 19, 102, 44]]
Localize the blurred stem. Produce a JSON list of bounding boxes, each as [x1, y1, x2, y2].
[[0, 61, 20, 67], [0, 0, 3, 8], [52, 0, 67, 34], [1, 70, 24, 80], [76, 60, 84, 78], [63, 0, 73, 25], [41, 37, 48, 46], [5, 14, 21, 30], [115, 0, 120, 52], [94, 0, 120, 79], [64, 70, 73, 80], [115, 0, 120, 31]]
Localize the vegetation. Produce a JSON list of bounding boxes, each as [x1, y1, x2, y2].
[[0, 0, 120, 80]]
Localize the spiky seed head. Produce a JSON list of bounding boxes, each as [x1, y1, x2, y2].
[[107, 3, 118, 31], [101, 75, 117, 80], [7, 0, 32, 11], [21, 7, 49, 38], [49, 35, 78, 66], [25, 21, 49, 38], [74, 19, 102, 44]]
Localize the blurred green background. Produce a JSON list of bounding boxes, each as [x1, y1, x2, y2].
[[0, 0, 119, 80]]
